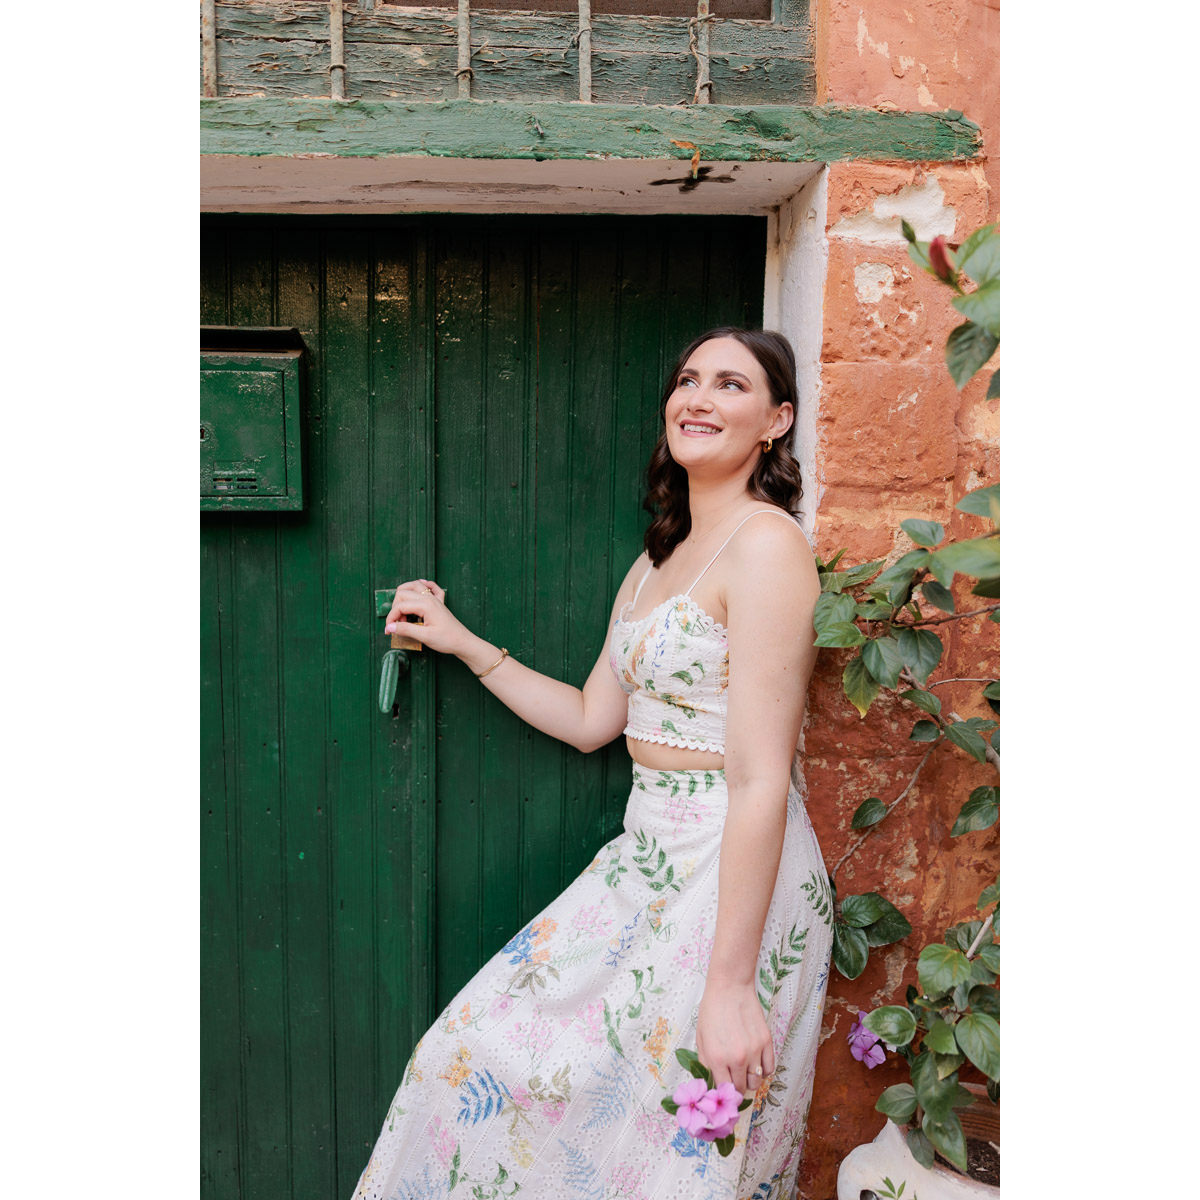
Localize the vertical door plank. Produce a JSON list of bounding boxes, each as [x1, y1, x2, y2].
[[366, 221, 437, 1137], [431, 226, 488, 1007], [475, 225, 535, 956], [200, 247, 244, 1199], [321, 226, 381, 1196], [201, 521, 245, 1198], [524, 225, 575, 914], [226, 229, 292, 1198], [275, 222, 336, 1200], [559, 227, 623, 878]]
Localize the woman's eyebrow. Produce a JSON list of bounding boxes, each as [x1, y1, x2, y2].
[[678, 367, 752, 384]]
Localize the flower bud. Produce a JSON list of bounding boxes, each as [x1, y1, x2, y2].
[[928, 236, 958, 285]]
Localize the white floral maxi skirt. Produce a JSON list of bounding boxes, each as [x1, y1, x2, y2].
[[353, 764, 833, 1200]]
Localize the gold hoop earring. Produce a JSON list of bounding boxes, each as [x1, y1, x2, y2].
[[762, 437, 773, 453]]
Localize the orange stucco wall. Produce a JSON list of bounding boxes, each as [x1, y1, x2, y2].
[[798, 3, 999, 1197]]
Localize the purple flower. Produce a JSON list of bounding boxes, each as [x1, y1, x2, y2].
[[847, 1011, 887, 1069]]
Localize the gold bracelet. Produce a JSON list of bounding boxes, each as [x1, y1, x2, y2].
[[475, 647, 509, 679]]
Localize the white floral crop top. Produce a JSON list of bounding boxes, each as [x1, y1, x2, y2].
[[608, 509, 799, 754]]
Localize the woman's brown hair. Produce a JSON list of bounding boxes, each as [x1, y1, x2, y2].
[[642, 327, 804, 566]]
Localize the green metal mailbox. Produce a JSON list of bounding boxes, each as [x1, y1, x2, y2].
[[201, 336, 305, 511]]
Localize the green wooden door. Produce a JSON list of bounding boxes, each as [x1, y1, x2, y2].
[[200, 213, 765, 1199]]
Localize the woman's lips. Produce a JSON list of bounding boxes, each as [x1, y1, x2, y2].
[[680, 422, 721, 435]]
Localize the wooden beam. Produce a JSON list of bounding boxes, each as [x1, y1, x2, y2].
[[200, 98, 982, 162]]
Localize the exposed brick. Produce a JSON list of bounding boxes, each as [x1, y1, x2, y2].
[[818, 362, 958, 488], [822, 238, 966, 365]]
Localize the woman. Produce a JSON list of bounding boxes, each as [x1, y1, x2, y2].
[[354, 328, 832, 1200]]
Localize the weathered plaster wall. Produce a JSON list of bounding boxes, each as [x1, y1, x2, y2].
[[797, 3, 999, 1197]]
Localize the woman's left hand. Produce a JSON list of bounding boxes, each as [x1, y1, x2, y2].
[[696, 979, 775, 1096]]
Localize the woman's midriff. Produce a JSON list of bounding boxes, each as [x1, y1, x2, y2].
[[626, 737, 725, 772]]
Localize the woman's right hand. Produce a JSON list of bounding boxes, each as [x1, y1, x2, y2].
[[384, 579, 473, 657]]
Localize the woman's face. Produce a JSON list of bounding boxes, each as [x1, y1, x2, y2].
[[663, 336, 793, 479]]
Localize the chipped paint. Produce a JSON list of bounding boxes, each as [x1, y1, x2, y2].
[[852, 261, 895, 305], [829, 173, 956, 243]]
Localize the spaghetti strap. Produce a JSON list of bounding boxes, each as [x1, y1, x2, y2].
[[685, 508, 798, 594], [630, 560, 655, 606]]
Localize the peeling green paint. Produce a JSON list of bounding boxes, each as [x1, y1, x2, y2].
[[201, 98, 982, 163]]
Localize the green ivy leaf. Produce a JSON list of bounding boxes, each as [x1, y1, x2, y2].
[[955, 223, 999, 286], [840, 892, 891, 928], [951, 786, 999, 834], [978, 878, 999, 909], [951, 279, 1000, 338], [855, 599, 895, 621], [945, 320, 999, 389], [982, 680, 999, 701], [932, 536, 1000, 582], [896, 628, 943, 685], [864, 905, 913, 947], [909, 720, 940, 743], [979, 942, 1000, 974], [839, 559, 886, 587], [923, 1111, 968, 1173], [832, 922, 869, 979], [863, 636, 904, 689], [850, 797, 888, 829], [813, 591, 856, 633], [900, 688, 940, 716], [875, 1083, 917, 1124], [813, 621, 867, 648], [920, 579, 955, 613], [956, 483, 1000, 522], [924, 1017, 958, 1056], [986, 368, 1000, 399], [900, 518, 945, 548], [945, 721, 989, 763], [864, 1006, 917, 1047], [843, 652, 879, 718], [955, 1011, 1000, 1080], [918, 944, 973, 995]]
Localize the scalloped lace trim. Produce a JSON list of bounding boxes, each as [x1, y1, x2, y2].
[[613, 594, 728, 639], [623, 727, 725, 754]]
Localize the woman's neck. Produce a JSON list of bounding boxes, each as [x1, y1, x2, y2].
[[684, 474, 758, 541]]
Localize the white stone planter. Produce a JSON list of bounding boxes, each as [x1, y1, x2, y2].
[[837, 1119, 999, 1200]]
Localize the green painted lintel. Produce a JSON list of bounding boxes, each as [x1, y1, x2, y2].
[[200, 98, 981, 164]]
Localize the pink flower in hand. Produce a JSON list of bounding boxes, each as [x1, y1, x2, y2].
[[673, 1078, 743, 1141], [693, 1081, 743, 1141], [673, 1077, 712, 1137]]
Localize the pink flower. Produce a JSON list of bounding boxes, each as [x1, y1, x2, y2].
[[847, 1010, 887, 1069], [672, 1078, 743, 1141], [542, 1099, 565, 1126]]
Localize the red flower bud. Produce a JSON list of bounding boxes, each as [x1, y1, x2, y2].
[[928, 236, 958, 285]]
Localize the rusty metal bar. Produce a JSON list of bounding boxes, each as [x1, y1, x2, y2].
[[456, 0, 472, 99], [692, 0, 712, 104], [201, 0, 218, 98], [330, 0, 346, 99], [577, 0, 592, 103]]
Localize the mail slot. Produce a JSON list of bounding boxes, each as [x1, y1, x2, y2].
[[201, 337, 305, 512]]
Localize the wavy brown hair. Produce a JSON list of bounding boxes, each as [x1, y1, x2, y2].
[[642, 327, 804, 566]]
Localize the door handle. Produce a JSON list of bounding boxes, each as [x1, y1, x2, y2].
[[378, 647, 410, 714], [374, 587, 423, 715]]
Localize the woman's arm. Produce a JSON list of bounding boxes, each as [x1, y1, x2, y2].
[[695, 518, 820, 1094], [383, 561, 643, 754]]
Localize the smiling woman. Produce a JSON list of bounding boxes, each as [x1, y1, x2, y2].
[[355, 328, 832, 1200]]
